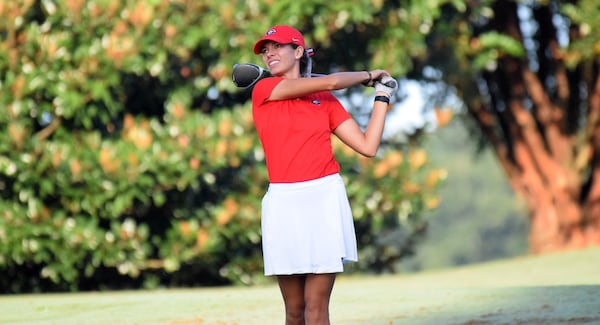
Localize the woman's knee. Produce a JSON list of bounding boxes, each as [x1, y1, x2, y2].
[[278, 275, 307, 322], [285, 299, 306, 315], [303, 274, 336, 322]]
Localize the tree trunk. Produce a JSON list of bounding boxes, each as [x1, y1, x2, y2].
[[490, 82, 600, 253], [477, 1, 600, 254]]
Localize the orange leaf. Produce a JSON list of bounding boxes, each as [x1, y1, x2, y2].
[[99, 147, 120, 173], [218, 119, 232, 137], [179, 221, 191, 236], [434, 108, 453, 127], [69, 158, 82, 178], [402, 182, 421, 194], [373, 161, 389, 179], [189, 157, 200, 170], [11, 75, 25, 99], [408, 149, 427, 170], [196, 229, 208, 250]]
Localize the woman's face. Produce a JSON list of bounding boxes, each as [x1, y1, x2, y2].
[[260, 41, 302, 77]]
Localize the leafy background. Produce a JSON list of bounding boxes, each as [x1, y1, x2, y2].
[[0, 0, 449, 292]]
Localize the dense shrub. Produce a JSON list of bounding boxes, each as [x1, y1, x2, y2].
[[0, 0, 444, 292]]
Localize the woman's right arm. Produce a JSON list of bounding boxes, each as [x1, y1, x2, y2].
[[268, 70, 389, 101]]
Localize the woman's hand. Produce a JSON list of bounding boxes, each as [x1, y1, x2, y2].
[[375, 75, 398, 98], [364, 69, 390, 86]]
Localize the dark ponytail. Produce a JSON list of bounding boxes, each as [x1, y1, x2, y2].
[[292, 45, 314, 77]]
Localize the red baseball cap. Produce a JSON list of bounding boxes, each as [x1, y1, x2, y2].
[[253, 25, 305, 54]]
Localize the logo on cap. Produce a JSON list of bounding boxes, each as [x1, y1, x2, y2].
[[266, 29, 276, 36]]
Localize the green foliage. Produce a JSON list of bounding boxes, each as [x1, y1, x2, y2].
[[471, 31, 526, 70], [0, 0, 446, 292], [561, 0, 600, 68], [335, 140, 446, 274], [401, 121, 529, 272]]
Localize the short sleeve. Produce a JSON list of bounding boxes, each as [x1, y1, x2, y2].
[[251, 77, 284, 107], [321, 92, 351, 130]]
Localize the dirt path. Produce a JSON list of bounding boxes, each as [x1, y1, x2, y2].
[[1, 248, 599, 324]]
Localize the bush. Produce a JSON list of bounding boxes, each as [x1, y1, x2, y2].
[[0, 0, 444, 292]]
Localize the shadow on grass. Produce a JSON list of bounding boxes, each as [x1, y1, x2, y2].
[[395, 285, 600, 325]]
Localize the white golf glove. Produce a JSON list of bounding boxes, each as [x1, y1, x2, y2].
[[374, 76, 398, 98]]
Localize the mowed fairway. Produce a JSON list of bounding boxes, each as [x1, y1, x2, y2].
[[1, 247, 599, 325]]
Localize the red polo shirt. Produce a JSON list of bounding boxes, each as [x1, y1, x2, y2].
[[252, 77, 351, 183]]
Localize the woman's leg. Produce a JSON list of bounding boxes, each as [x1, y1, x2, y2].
[[278, 273, 337, 324], [277, 275, 307, 325], [304, 273, 336, 325]]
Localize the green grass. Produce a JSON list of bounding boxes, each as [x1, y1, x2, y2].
[[2, 247, 599, 325]]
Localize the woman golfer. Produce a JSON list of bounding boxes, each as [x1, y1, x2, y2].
[[251, 25, 396, 324]]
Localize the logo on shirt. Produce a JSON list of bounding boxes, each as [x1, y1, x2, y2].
[[312, 99, 321, 105]]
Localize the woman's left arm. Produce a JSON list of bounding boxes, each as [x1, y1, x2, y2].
[[333, 76, 397, 157], [333, 101, 389, 157]]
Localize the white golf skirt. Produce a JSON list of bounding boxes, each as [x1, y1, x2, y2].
[[261, 173, 358, 276]]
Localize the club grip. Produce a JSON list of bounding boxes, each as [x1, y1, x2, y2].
[[382, 79, 397, 89]]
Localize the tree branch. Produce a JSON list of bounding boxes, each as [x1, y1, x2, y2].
[[522, 69, 573, 164], [36, 118, 61, 141]]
